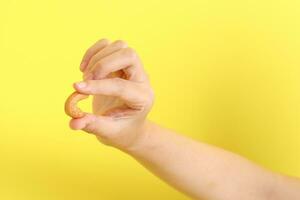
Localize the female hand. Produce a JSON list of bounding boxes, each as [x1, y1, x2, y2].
[[69, 39, 154, 151]]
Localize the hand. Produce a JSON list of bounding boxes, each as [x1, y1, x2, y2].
[[69, 39, 155, 151]]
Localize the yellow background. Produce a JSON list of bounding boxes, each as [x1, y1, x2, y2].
[[0, 0, 299, 199]]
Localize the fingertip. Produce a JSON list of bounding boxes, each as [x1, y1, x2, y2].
[[69, 119, 80, 130], [72, 83, 79, 92], [80, 61, 87, 71], [73, 81, 88, 93], [74, 81, 85, 87], [69, 117, 87, 130]]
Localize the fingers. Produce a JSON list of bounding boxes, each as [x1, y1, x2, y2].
[[73, 78, 149, 109], [80, 39, 110, 72], [87, 48, 146, 82], [69, 113, 97, 130], [69, 113, 114, 135], [84, 40, 128, 76]]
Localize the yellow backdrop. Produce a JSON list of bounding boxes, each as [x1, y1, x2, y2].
[[0, 0, 299, 199]]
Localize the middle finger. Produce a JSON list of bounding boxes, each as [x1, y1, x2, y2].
[[84, 40, 128, 75]]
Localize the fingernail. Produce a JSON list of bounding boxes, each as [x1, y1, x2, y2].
[[75, 81, 87, 89]]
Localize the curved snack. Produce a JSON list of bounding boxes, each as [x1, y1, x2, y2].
[[65, 91, 89, 118]]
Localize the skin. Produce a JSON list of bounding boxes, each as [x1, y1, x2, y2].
[[68, 39, 300, 200]]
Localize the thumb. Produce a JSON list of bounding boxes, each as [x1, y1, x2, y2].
[[69, 113, 114, 136]]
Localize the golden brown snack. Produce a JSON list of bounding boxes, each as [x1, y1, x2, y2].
[[65, 91, 89, 118]]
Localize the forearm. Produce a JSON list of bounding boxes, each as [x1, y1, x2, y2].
[[124, 121, 300, 200], [72, 38, 300, 199]]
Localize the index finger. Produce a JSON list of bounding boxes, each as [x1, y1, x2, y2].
[[80, 39, 110, 72]]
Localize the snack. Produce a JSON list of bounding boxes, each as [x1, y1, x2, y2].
[[65, 91, 89, 118]]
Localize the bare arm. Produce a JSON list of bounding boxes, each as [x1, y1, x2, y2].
[[126, 120, 300, 200], [68, 39, 300, 200]]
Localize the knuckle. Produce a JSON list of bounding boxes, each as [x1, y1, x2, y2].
[[91, 62, 105, 78], [83, 81, 93, 92], [113, 40, 127, 48], [141, 85, 155, 107], [85, 80, 94, 88], [96, 59, 111, 72], [112, 77, 126, 92], [147, 92, 155, 107], [123, 47, 137, 60], [94, 60, 105, 69], [148, 88, 155, 102], [84, 123, 97, 134]]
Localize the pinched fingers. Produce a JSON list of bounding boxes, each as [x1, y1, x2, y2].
[[73, 78, 153, 110], [69, 113, 131, 147], [69, 113, 115, 136]]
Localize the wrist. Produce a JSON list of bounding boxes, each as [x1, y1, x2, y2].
[[122, 120, 155, 154]]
